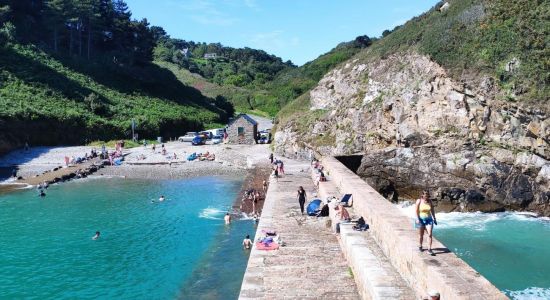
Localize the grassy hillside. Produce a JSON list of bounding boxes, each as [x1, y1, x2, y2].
[[154, 36, 370, 117], [276, 0, 548, 131], [360, 0, 549, 104], [0, 43, 231, 149], [266, 38, 370, 113], [155, 60, 271, 117]]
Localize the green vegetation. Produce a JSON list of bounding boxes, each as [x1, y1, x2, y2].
[[154, 34, 372, 116], [0, 43, 230, 145], [263, 36, 372, 113], [153, 34, 294, 88], [0, 0, 233, 149], [277, 0, 548, 135], [88, 139, 157, 149], [360, 0, 548, 104]]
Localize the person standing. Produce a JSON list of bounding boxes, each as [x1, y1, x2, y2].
[[262, 180, 268, 192], [415, 190, 437, 255], [224, 213, 231, 224], [242, 235, 252, 249], [273, 166, 279, 182], [297, 186, 307, 215], [269, 153, 274, 164]]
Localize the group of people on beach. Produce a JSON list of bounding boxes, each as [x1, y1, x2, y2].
[[65, 148, 100, 167]]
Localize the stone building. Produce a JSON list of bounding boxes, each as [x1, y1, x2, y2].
[[226, 114, 258, 144]]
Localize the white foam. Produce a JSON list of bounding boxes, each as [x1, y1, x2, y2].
[[395, 201, 550, 230], [198, 207, 225, 220], [507, 287, 550, 300], [239, 212, 253, 220]]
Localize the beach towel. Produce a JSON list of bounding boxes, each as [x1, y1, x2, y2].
[[256, 241, 279, 250]]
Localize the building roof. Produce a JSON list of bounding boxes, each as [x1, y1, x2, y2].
[[228, 114, 258, 127]]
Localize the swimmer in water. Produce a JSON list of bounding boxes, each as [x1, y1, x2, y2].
[[39, 190, 46, 197], [92, 231, 100, 240], [159, 195, 165, 202], [224, 212, 231, 224], [242, 235, 252, 249]]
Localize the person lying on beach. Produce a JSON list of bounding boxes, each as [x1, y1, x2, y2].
[[224, 213, 231, 224], [92, 231, 100, 240], [242, 235, 252, 249]]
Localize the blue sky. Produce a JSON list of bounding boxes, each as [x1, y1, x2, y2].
[[126, 0, 439, 65]]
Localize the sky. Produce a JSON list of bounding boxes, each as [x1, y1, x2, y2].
[[126, 0, 439, 66]]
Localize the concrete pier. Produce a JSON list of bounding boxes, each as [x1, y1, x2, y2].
[[239, 159, 360, 299], [320, 157, 508, 299], [239, 157, 508, 299]]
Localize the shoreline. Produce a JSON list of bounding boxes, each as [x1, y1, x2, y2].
[[97, 162, 247, 180], [232, 163, 272, 216]]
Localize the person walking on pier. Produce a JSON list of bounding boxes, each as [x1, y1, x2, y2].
[[297, 186, 307, 215], [415, 190, 437, 255]]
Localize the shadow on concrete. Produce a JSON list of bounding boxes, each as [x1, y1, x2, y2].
[[0, 147, 55, 168], [432, 247, 452, 254]]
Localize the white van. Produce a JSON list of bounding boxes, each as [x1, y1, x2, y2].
[[206, 128, 224, 137]]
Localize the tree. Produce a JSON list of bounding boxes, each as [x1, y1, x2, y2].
[[354, 35, 372, 48], [45, 0, 69, 52]]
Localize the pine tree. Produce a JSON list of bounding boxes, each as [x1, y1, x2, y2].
[[45, 0, 68, 52]]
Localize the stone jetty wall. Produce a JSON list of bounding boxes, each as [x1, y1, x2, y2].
[[320, 156, 507, 299]]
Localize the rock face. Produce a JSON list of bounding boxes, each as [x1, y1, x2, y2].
[[275, 52, 549, 215]]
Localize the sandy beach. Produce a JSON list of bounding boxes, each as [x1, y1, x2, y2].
[[0, 142, 272, 180], [0, 142, 276, 213]]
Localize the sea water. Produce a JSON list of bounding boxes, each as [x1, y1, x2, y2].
[[398, 203, 550, 299], [0, 176, 255, 299], [435, 212, 550, 300]]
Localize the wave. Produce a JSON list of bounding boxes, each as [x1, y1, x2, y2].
[[239, 212, 253, 220], [395, 202, 550, 231], [198, 207, 226, 220], [506, 287, 550, 300]]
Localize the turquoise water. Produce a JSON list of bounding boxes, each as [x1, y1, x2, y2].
[[0, 176, 255, 299], [435, 212, 550, 300]]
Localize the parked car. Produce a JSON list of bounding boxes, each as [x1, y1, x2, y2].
[[211, 135, 223, 144], [199, 131, 213, 140], [258, 131, 271, 144], [206, 128, 225, 137], [192, 135, 206, 145], [178, 132, 198, 142]]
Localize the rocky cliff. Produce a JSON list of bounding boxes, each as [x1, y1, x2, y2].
[[275, 52, 549, 215]]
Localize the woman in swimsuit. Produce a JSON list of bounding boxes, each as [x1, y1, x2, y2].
[[415, 190, 437, 255], [297, 186, 306, 215]]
